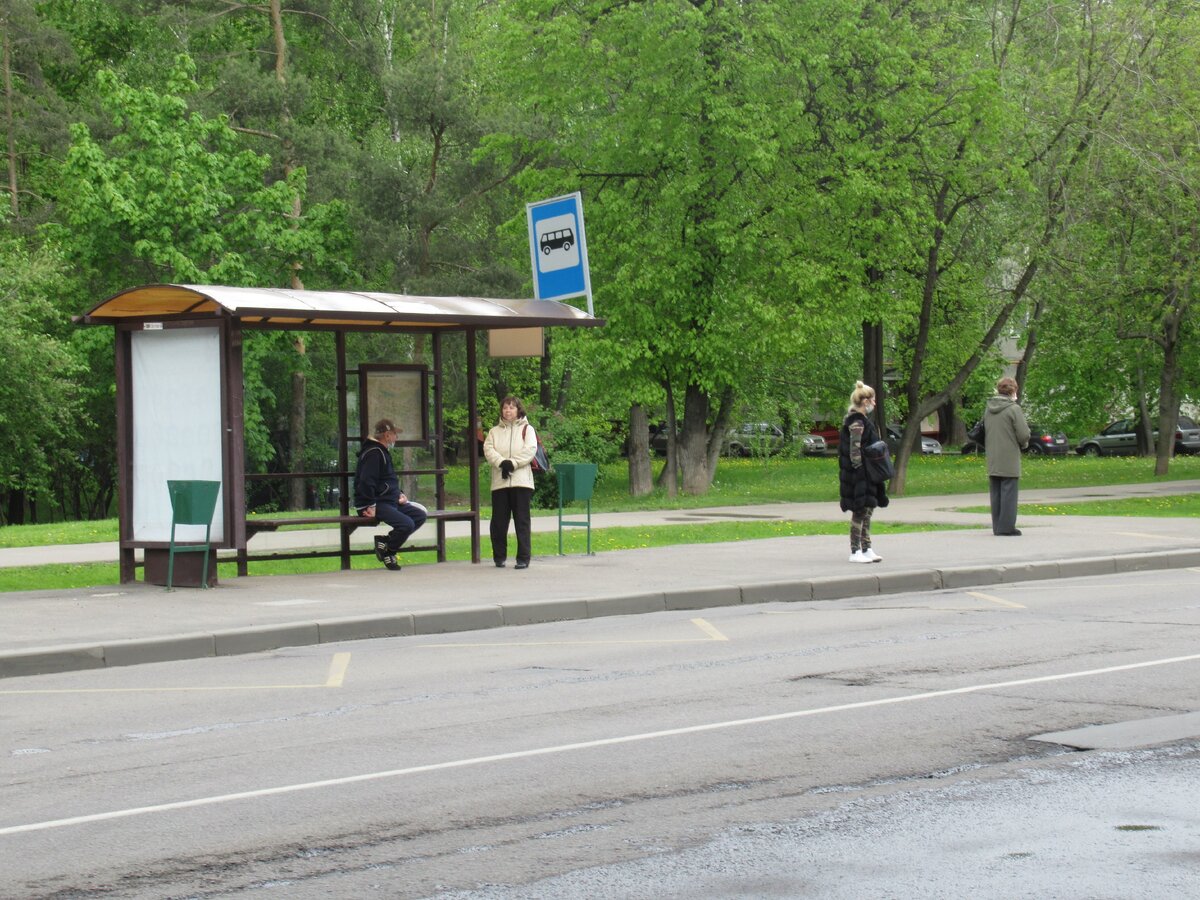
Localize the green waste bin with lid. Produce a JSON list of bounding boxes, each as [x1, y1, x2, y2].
[[554, 463, 597, 555], [166, 479, 221, 590]]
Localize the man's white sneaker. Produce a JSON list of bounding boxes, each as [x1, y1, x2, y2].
[[849, 550, 870, 563], [861, 547, 883, 563]]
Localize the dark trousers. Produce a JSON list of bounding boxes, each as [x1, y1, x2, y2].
[[491, 487, 532, 564], [376, 500, 427, 552], [989, 476, 1019, 535]]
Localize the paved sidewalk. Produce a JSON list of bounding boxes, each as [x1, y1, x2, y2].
[[2, 482, 1198, 679]]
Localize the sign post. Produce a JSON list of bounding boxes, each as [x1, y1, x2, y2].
[[526, 192, 593, 315]]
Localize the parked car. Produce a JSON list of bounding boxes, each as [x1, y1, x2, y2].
[[885, 424, 942, 455], [724, 422, 788, 457], [1075, 416, 1200, 456], [1182, 416, 1200, 454], [1026, 424, 1070, 455], [798, 432, 827, 457], [962, 423, 1069, 455], [810, 422, 841, 451], [648, 422, 673, 456]]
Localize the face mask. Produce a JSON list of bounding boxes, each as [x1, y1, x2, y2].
[[864, 403, 875, 415]]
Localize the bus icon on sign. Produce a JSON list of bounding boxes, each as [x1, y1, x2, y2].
[[540, 228, 574, 255], [529, 207, 582, 277]]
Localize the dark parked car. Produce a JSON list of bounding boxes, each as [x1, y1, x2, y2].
[[885, 424, 942, 455], [962, 423, 1069, 455], [1026, 424, 1070, 455], [1076, 416, 1200, 456], [648, 422, 674, 456]]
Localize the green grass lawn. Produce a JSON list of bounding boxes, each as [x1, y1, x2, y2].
[[4, 453, 1199, 549], [0, 518, 967, 593]]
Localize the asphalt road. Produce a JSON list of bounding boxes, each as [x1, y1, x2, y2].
[[3, 568, 1200, 898]]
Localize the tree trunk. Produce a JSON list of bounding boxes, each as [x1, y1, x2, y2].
[[862, 320, 885, 431], [2, 18, 18, 218], [556, 364, 572, 414], [1134, 362, 1154, 457], [679, 383, 714, 495], [627, 403, 653, 497], [656, 381, 678, 498], [487, 358, 508, 407], [289, 359, 307, 510], [539, 332, 553, 412], [5, 489, 25, 526], [705, 385, 735, 484], [1014, 295, 1045, 394], [1153, 286, 1185, 477], [397, 335, 425, 499]]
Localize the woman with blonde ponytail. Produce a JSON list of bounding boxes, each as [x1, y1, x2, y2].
[[838, 381, 889, 563]]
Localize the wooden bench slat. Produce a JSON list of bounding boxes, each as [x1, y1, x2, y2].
[[245, 509, 477, 536]]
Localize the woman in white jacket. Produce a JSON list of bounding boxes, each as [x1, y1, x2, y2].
[[482, 395, 538, 569]]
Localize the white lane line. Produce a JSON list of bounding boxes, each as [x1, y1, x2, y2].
[[4, 651, 1199, 837], [967, 590, 1026, 609]]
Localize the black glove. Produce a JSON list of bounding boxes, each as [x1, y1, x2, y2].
[[500, 459, 514, 478]]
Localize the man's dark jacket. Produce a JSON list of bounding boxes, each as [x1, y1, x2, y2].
[[354, 439, 400, 510]]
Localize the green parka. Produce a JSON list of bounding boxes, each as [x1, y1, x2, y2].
[[984, 395, 1030, 478]]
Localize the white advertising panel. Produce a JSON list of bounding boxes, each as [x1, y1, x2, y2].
[[131, 328, 224, 542]]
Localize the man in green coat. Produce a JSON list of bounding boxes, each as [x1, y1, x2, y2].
[[984, 376, 1031, 535]]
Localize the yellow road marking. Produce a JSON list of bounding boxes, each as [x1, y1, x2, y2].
[[418, 618, 728, 648], [764, 607, 982, 613], [325, 652, 351, 687], [691, 618, 728, 641], [0, 654, 350, 695], [1116, 531, 1193, 541], [967, 590, 1026, 609]]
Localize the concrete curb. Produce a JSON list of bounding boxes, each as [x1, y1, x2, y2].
[[3, 550, 1196, 681]]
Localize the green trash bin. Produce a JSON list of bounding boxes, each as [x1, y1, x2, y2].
[[555, 463, 597, 555], [166, 479, 221, 590], [557, 463, 597, 504]]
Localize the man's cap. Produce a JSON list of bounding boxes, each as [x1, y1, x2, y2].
[[374, 418, 398, 435]]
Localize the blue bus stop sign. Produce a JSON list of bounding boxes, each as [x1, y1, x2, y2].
[[527, 192, 592, 314]]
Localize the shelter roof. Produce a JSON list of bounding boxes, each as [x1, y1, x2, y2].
[[78, 284, 603, 331]]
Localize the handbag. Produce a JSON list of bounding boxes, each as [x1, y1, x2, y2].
[[523, 424, 550, 474], [967, 419, 985, 447], [863, 439, 895, 483]]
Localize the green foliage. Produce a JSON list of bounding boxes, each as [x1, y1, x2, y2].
[[0, 228, 87, 518], [6, 0, 1200, 519], [48, 56, 352, 292]]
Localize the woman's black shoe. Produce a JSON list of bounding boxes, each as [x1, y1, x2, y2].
[[514, 561, 529, 570], [494, 560, 506, 568]]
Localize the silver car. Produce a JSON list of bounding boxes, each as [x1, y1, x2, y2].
[[723, 422, 787, 457], [1076, 416, 1200, 456], [799, 433, 827, 456], [886, 424, 942, 455]]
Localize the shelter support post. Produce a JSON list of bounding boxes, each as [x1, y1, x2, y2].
[[467, 328, 481, 563]]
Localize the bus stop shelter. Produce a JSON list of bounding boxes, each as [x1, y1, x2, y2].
[[77, 284, 603, 585]]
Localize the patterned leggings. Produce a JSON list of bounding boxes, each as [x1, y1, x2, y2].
[[850, 508, 873, 552]]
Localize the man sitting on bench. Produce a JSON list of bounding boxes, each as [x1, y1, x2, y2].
[[354, 418, 428, 571]]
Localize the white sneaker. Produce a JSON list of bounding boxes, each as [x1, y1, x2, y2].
[[849, 550, 870, 563], [861, 547, 883, 563]]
